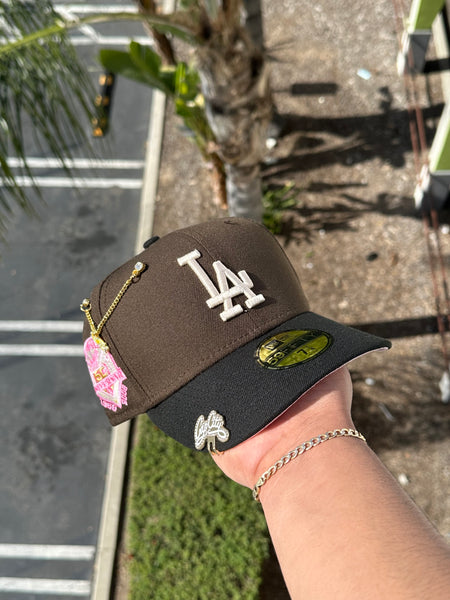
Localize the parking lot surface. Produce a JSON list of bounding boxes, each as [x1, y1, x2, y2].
[[0, 3, 153, 597]]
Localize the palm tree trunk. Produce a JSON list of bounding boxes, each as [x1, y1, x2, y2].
[[136, 0, 176, 65], [242, 0, 264, 51], [243, 0, 284, 142], [225, 163, 263, 220], [196, 6, 272, 219]]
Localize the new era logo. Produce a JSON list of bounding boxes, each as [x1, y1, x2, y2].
[[177, 249, 266, 321]]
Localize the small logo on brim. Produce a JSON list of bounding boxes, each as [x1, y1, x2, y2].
[[194, 410, 230, 452], [256, 329, 333, 369]]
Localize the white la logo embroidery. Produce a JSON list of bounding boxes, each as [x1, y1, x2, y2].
[[177, 249, 265, 321], [194, 410, 230, 452]]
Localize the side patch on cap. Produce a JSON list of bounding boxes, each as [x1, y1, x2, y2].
[[256, 329, 333, 369], [84, 337, 128, 412]]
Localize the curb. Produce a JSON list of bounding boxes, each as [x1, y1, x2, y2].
[[90, 88, 167, 600]]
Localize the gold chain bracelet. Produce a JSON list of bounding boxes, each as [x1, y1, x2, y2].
[[252, 428, 366, 502]]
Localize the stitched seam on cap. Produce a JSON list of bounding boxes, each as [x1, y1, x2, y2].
[[176, 230, 220, 265]]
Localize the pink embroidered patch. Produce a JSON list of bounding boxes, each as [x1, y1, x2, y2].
[[84, 337, 128, 412]]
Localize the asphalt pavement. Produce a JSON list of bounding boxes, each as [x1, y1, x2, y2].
[[0, 3, 156, 598]]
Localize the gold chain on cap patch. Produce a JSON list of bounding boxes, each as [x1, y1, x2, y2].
[[256, 329, 333, 369], [80, 261, 146, 411]]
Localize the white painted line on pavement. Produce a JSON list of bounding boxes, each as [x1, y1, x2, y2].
[[69, 35, 151, 46], [55, 4, 138, 13], [0, 321, 83, 333], [0, 176, 142, 189], [6, 157, 144, 170], [0, 345, 83, 357], [53, 5, 143, 45], [0, 577, 90, 596], [0, 544, 95, 560], [0, 35, 151, 47], [55, 7, 101, 43]]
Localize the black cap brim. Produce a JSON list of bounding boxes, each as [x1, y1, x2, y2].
[[148, 311, 391, 451]]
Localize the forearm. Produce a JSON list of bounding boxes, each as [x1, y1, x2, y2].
[[212, 368, 450, 598], [260, 436, 450, 600]]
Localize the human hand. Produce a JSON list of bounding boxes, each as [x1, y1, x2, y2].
[[211, 366, 355, 489]]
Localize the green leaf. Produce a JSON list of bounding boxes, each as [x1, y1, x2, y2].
[[174, 62, 200, 101], [129, 42, 175, 96], [99, 45, 175, 96], [99, 49, 149, 84], [129, 41, 161, 77]]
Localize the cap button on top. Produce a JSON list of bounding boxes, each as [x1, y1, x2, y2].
[[143, 236, 160, 249]]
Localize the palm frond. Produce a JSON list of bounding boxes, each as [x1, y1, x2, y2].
[[0, 0, 98, 238], [0, 1, 201, 241], [0, 7, 199, 56]]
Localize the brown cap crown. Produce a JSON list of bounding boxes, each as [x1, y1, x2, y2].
[[83, 218, 309, 424]]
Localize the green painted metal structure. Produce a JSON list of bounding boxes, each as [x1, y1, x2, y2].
[[399, 0, 450, 208], [408, 0, 445, 31], [430, 104, 450, 172]]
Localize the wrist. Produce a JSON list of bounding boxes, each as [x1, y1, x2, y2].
[[212, 367, 354, 490], [252, 404, 354, 492], [253, 427, 365, 501], [252, 368, 353, 477]]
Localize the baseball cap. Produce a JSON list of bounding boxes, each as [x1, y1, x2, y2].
[[81, 217, 391, 452]]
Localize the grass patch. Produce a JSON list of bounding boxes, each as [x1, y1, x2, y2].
[[127, 417, 270, 599], [263, 181, 299, 234]]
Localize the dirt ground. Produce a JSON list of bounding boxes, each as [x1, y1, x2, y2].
[[117, 0, 450, 597]]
